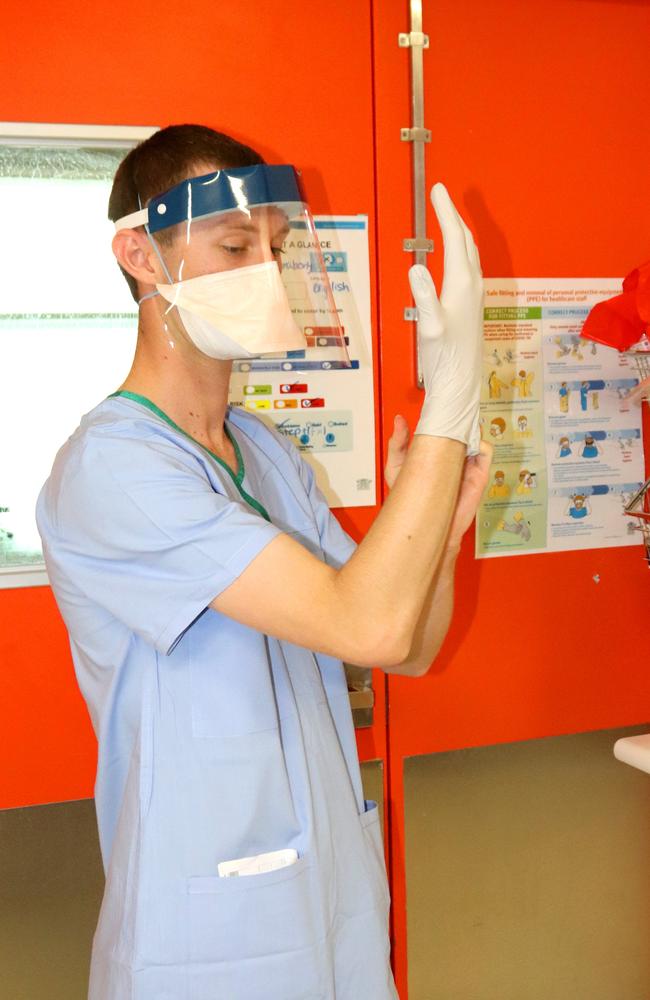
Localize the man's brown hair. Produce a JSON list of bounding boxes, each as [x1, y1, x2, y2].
[[108, 124, 264, 302]]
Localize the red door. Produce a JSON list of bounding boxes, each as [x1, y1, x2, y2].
[[372, 2, 650, 995]]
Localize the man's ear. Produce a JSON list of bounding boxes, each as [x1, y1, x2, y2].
[[112, 229, 162, 288]]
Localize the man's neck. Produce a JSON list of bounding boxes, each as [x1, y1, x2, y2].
[[118, 309, 235, 460]]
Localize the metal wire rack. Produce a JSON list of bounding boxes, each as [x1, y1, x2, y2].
[[580, 323, 650, 560], [624, 478, 650, 565], [620, 336, 650, 561], [624, 334, 650, 390]]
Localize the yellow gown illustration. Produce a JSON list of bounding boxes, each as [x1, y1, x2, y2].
[[511, 370, 535, 399], [515, 470, 532, 495], [558, 383, 570, 412], [488, 472, 510, 499], [488, 371, 508, 399]]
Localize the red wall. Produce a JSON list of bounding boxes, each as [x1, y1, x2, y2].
[[1, 0, 387, 809]]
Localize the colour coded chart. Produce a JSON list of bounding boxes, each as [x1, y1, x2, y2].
[[238, 377, 354, 450], [229, 217, 375, 508]]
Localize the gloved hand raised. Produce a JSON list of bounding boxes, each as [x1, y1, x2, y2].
[[409, 183, 484, 455]]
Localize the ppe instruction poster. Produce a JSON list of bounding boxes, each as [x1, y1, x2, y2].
[[228, 216, 375, 508], [476, 278, 645, 558]]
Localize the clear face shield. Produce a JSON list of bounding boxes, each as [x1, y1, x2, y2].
[[114, 165, 350, 368]]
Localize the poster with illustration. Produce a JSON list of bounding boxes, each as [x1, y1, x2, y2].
[[477, 279, 645, 558], [229, 216, 375, 508]]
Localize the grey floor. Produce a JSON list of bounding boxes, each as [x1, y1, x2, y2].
[[404, 725, 650, 1000], [1, 798, 104, 1000]]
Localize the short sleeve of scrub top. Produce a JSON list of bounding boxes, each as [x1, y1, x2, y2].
[[39, 425, 283, 656]]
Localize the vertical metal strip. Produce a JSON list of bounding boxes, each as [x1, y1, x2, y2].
[[411, 0, 426, 388], [410, 1, 427, 272], [400, 0, 430, 388]]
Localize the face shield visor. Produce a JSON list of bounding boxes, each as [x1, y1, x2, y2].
[[114, 165, 350, 367]]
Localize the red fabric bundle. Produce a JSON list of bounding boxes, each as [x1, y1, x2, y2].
[[581, 260, 650, 351]]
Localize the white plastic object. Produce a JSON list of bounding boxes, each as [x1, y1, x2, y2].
[[613, 733, 650, 775], [217, 847, 298, 878]]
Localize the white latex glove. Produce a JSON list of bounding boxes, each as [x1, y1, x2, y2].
[[408, 182, 484, 455]]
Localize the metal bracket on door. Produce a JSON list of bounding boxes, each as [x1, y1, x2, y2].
[[400, 127, 431, 143], [403, 237, 433, 252], [398, 31, 429, 48], [400, 0, 430, 388]]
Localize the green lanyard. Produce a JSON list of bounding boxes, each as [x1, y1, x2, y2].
[[108, 390, 272, 522]]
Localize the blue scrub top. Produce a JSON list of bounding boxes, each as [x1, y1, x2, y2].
[[37, 396, 397, 1000]]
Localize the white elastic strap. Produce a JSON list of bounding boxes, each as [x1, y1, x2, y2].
[[114, 207, 149, 231]]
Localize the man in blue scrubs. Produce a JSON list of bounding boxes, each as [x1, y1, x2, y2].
[[37, 125, 490, 999]]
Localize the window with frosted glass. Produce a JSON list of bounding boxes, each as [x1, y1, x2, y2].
[[0, 144, 138, 577]]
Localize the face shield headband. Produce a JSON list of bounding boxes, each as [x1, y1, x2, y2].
[[113, 165, 350, 366]]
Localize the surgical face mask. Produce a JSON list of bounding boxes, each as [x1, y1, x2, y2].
[[114, 164, 350, 368], [154, 260, 306, 360]]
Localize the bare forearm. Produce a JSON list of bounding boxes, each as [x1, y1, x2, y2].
[[384, 546, 459, 676], [212, 187, 486, 669], [334, 436, 465, 663]]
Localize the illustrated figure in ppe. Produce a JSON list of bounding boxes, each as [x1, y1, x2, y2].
[[488, 470, 510, 499], [511, 368, 535, 399], [514, 414, 532, 439], [489, 416, 506, 438], [581, 434, 601, 458], [571, 337, 585, 360], [498, 511, 532, 542], [516, 469, 532, 495], [488, 369, 508, 399], [554, 336, 571, 358], [36, 125, 491, 1000], [567, 494, 591, 519], [559, 381, 570, 412]]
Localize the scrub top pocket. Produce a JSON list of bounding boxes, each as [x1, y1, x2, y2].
[[359, 801, 391, 913], [186, 856, 324, 998]]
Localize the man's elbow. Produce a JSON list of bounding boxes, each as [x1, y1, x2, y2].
[[383, 657, 432, 677], [342, 629, 437, 675], [382, 634, 446, 676], [345, 620, 413, 670]]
